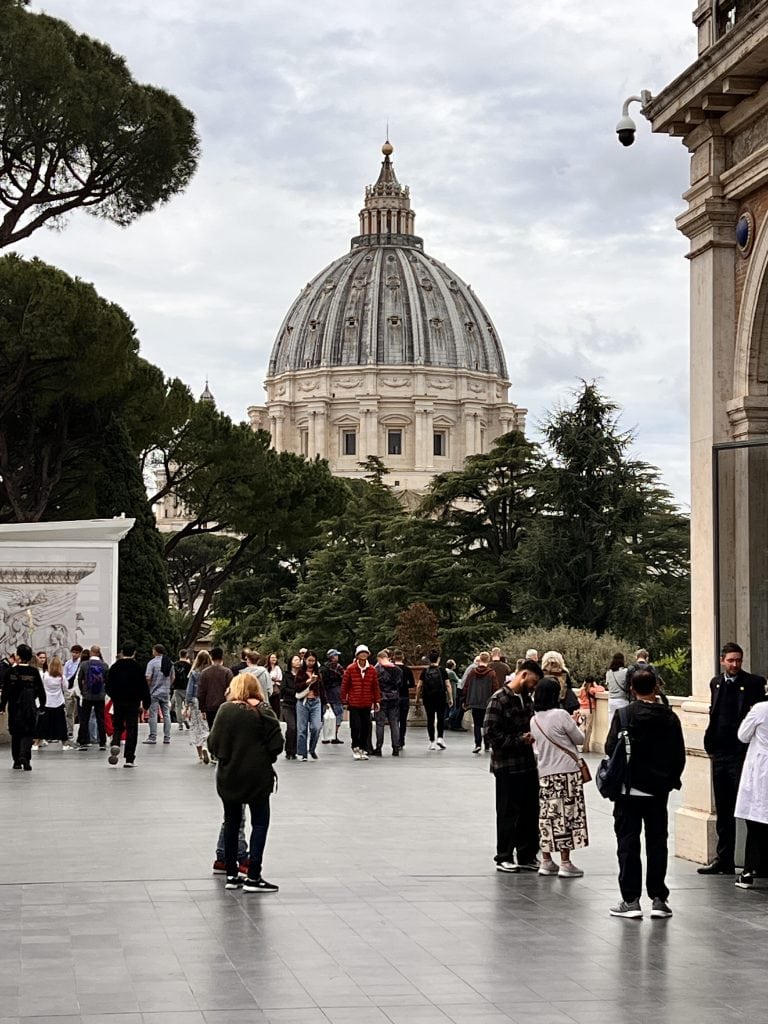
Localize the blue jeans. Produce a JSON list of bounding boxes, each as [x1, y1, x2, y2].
[[297, 697, 321, 757], [149, 694, 171, 740], [330, 698, 344, 730], [223, 799, 270, 879]]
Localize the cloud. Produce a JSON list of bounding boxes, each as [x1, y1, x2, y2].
[[23, 0, 695, 503]]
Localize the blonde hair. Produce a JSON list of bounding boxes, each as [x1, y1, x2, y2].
[[49, 655, 64, 678], [227, 674, 265, 704], [541, 650, 566, 674], [477, 651, 491, 665], [192, 650, 212, 672]]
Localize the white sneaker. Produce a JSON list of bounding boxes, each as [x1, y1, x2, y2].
[[428, 742, 436, 750], [472, 745, 481, 753], [352, 748, 362, 760], [436, 738, 446, 749], [360, 751, 369, 760], [558, 862, 584, 878], [496, 861, 518, 873], [32, 744, 39, 751]]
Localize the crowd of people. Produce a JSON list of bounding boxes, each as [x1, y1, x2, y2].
[[1, 636, 766, 915]]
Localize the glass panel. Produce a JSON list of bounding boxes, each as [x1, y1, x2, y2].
[[343, 431, 356, 456], [388, 430, 402, 455]]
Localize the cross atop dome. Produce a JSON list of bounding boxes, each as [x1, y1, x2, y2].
[[357, 139, 416, 239]]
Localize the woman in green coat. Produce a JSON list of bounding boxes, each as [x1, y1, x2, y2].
[[207, 673, 284, 892]]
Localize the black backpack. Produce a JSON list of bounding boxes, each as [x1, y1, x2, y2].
[[422, 665, 445, 700], [595, 706, 632, 800]]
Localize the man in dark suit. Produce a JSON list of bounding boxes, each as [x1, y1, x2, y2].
[[699, 641, 767, 874]]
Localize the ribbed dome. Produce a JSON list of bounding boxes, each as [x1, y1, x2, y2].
[[267, 144, 508, 380]]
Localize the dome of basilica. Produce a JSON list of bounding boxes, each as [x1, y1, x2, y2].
[[268, 225, 508, 379], [250, 141, 524, 493]]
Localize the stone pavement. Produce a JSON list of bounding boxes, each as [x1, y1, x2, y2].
[[0, 722, 765, 1024]]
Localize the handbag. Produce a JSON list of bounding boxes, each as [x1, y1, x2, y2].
[[534, 718, 592, 783], [595, 706, 632, 799], [321, 704, 336, 741]]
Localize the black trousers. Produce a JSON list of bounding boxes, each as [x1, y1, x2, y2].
[[11, 732, 33, 767], [744, 820, 768, 876], [613, 794, 669, 902], [111, 702, 140, 764], [281, 704, 297, 757], [399, 700, 410, 746], [77, 700, 106, 747], [471, 708, 486, 748], [423, 697, 445, 741], [349, 706, 372, 751], [494, 769, 539, 865], [712, 752, 745, 868]]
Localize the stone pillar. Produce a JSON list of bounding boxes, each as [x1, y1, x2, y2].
[[674, 128, 739, 862], [271, 411, 285, 451]]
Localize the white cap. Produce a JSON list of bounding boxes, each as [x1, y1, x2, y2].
[[355, 644, 370, 655]]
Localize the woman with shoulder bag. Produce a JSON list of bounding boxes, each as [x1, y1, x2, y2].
[[207, 673, 284, 892], [605, 652, 629, 724], [530, 677, 589, 878]]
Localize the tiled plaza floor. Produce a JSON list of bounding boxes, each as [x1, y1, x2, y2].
[[0, 721, 765, 1024]]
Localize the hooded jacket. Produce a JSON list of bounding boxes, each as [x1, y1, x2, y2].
[[463, 664, 498, 710], [605, 699, 685, 796], [375, 662, 402, 705]]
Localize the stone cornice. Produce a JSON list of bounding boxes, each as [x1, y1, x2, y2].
[[726, 396, 768, 438], [0, 564, 96, 586]]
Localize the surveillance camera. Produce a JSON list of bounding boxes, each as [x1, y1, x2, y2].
[[616, 114, 636, 147]]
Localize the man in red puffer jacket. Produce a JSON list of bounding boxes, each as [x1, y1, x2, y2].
[[341, 644, 380, 761]]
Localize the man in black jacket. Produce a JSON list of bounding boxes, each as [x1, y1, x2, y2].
[[106, 643, 151, 767], [698, 641, 767, 875], [606, 668, 686, 919]]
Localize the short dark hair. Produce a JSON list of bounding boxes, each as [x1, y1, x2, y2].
[[16, 644, 32, 662], [121, 642, 137, 657], [70, 644, 83, 654], [428, 650, 440, 664], [721, 642, 743, 657], [211, 647, 224, 661], [631, 668, 657, 696], [533, 677, 560, 710], [178, 649, 188, 658], [153, 643, 165, 655], [520, 659, 544, 679]]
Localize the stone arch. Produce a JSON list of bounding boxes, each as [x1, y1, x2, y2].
[[734, 212, 768, 400]]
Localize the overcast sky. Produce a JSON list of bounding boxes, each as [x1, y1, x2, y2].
[[21, 1, 696, 503]]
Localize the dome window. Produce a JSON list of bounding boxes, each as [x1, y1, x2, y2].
[[430, 317, 443, 329], [389, 316, 401, 326], [465, 321, 475, 333], [421, 278, 433, 291], [386, 276, 401, 290], [347, 316, 358, 328]]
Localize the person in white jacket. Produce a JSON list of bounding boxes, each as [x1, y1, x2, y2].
[[734, 701, 768, 889]]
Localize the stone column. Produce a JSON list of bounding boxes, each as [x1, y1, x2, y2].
[[673, 125, 739, 862], [271, 411, 285, 451]]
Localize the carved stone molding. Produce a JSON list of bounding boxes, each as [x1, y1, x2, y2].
[[0, 564, 95, 586]]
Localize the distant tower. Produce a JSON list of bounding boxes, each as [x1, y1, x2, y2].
[[248, 141, 525, 495], [200, 379, 215, 404]]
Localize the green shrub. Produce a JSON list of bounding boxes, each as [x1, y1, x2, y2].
[[654, 648, 691, 696], [494, 625, 638, 683]]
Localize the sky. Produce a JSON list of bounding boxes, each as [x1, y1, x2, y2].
[[20, 0, 696, 504]]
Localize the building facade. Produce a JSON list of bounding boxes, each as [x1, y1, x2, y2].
[[648, 0, 768, 862], [248, 142, 525, 492]]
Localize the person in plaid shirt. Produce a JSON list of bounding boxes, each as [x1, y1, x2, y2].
[[482, 658, 543, 872]]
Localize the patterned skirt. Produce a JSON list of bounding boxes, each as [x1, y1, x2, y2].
[[539, 770, 589, 852], [186, 699, 208, 747]]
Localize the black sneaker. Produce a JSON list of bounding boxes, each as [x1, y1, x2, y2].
[[243, 876, 279, 893], [310, 752, 318, 760], [736, 871, 755, 889], [225, 874, 246, 889], [392, 748, 399, 756], [330, 738, 343, 744], [371, 748, 382, 757]]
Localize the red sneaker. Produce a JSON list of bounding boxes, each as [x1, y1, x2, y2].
[[212, 860, 227, 874]]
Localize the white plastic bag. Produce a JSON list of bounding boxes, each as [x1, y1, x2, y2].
[[322, 705, 336, 741]]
